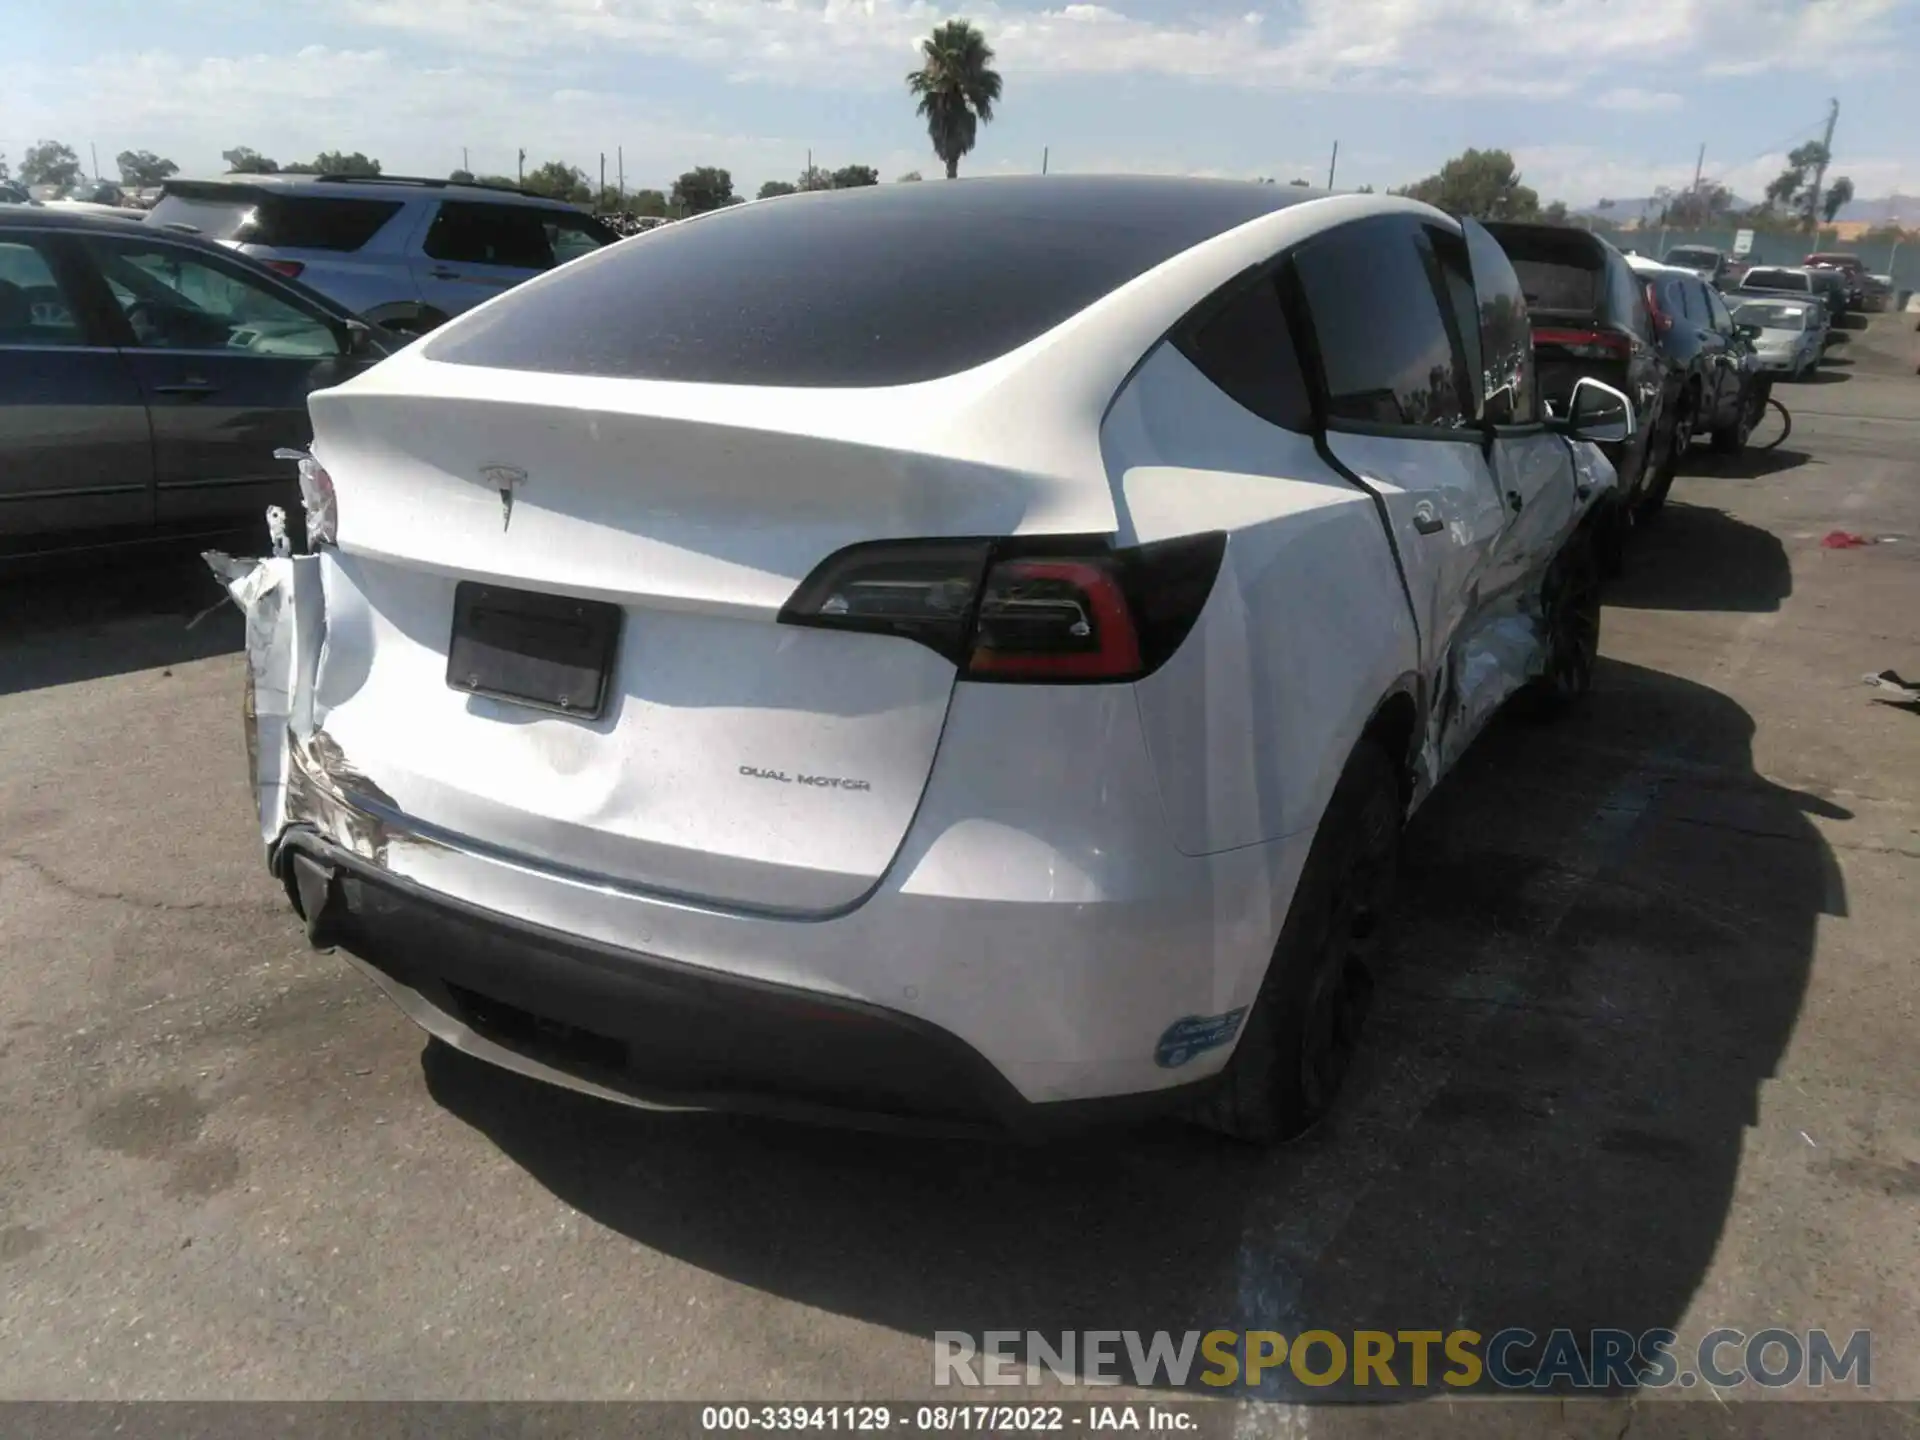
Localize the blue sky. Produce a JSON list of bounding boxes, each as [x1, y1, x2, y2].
[[7, 0, 1917, 206]]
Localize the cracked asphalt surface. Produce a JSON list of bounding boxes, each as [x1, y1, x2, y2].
[[1, 314, 1917, 1427]]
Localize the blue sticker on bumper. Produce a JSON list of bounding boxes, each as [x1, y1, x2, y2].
[[1154, 1008, 1249, 1069]]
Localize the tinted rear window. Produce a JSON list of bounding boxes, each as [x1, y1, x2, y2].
[[1665, 248, 1717, 266], [1510, 258, 1600, 313], [426, 177, 1322, 387], [1743, 269, 1808, 291]]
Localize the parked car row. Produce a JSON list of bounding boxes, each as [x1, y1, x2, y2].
[[0, 207, 393, 557], [146, 173, 618, 337]]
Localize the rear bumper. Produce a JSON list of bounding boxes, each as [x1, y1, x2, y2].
[[276, 828, 1217, 1137]]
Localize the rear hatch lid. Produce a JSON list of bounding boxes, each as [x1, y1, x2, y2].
[[303, 368, 1114, 917], [1484, 223, 1627, 408]]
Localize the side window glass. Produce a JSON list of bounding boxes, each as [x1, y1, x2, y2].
[[425, 203, 555, 269], [1704, 287, 1734, 333], [1460, 217, 1537, 426], [84, 238, 340, 356], [1172, 273, 1310, 431], [1424, 226, 1483, 417], [0, 238, 89, 346], [543, 214, 611, 266], [1680, 279, 1706, 323], [1295, 216, 1470, 431]]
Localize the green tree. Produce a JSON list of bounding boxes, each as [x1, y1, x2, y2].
[[594, 184, 626, 212], [20, 140, 83, 189], [1822, 176, 1855, 224], [896, 170, 923, 182], [671, 166, 735, 215], [449, 168, 475, 183], [796, 165, 834, 192], [307, 151, 381, 177], [222, 147, 279, 174], [907, 19, 1002, 179], [1661, 183, 1733, 229], [1396, 148, 1539, 220], [628, 188, 668, 217], [522, 160, 590, 202], [1541, 199, 1570, 225], [758, 179, 798, 199], [115, 150, 178, 187], [472, 174, 519, 191], [0, 153, 9, 183], [831, 164, 880, 188]]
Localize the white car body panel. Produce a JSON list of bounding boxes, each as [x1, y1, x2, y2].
[[209, 185, 1615, 1115]]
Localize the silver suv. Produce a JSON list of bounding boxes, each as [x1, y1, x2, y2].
[[145, 174, 617, 335]]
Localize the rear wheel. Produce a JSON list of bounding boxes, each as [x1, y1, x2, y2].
[[1525, 532, 1601, 714], [1642, 389, 1694, 516], [1198, 742, 1400, 1144], [1711, 383, 1757, 455]]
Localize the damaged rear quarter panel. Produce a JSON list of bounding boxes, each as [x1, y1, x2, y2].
[[204, 549, 396, 866]]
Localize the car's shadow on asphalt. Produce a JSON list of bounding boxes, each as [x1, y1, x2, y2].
[[424, 602, 1842, 1398], [0, 545, 243, 696], [1606, 501, 1793, 612]]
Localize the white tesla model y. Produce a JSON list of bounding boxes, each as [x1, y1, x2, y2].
[[214, 178, 1631, 1141]]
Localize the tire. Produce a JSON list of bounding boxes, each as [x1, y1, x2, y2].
[[1524, 531, 1602, 715], [1641, 389, 1693, 516], [377, 307, 449, 339], [1711, 384, 1757, 455], [1198, 741, 1400, 1144]]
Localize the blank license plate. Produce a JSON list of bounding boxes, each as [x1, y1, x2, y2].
[[446, 582, 621, 718]]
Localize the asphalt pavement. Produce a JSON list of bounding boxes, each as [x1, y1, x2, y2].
[[1, 315, 1916, 1420]]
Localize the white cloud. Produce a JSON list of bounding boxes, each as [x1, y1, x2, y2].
[[1594, 87, 1683, 113], [337, 0, 1904, 92]]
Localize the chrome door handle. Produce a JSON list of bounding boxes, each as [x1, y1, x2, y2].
[[429, 266, 460, 280]]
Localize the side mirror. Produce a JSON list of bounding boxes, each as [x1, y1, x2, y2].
[[1561, 376, 1636, 445], [1735, 322, 1761, 341]]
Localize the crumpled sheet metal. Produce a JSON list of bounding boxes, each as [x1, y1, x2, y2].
[[203, 547, 393, 864], [1414, 588, 1558, 795]]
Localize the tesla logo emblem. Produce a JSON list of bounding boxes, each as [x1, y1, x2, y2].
[[480, 464, 527, 530]]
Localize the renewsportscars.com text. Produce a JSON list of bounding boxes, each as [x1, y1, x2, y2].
[[932, 1329, 1872, 1392]]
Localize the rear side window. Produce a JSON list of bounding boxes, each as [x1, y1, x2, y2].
[[424, 203, 558, 269], [1606, 255, 1648, 335], [148, 191, 256, 239], [1294, 215, 1470, 431], [1172, 274, 1310, 431], [1744, 269, 1807, 292], [0, 237, 90, 346], [238, 197, 401, 251], [1509, 256, 1599, 313]]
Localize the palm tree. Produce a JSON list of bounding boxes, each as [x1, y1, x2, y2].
[[907, 20, 1002, 180]]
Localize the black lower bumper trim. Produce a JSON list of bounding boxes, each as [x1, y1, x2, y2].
[[273, 829, 1212, 1139]]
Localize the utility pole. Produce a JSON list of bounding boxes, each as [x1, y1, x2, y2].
[[1042, 146, 1049, 175], [599, 152, 606, 200], [1691, 143, 1705, 194], [517, 147, 526, 183], [1806, 97, 1838, 235], [91, 143, 100, 183], [618, 146, 624, 201], [463, 146, 469, 174], [1327, 140, 1339, 190]]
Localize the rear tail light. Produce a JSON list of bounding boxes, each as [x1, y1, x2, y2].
[[1533, 326, 1632, 361], [1643, 282, 1673, 336], [273, 447, 337, 544], [261, 259, 306, 279], [780, 533, 1225, 682]]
